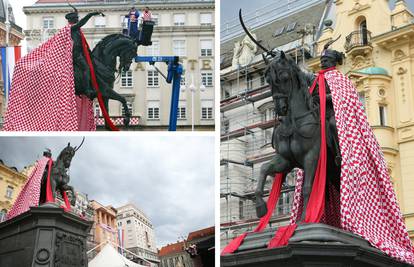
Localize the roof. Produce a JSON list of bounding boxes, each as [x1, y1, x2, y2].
[[187, 226, 214, 241], [158, 241, 185, 257], [220, 1, 327, 69], [355, 67, 389, 76], [35, 0, 97, 3]]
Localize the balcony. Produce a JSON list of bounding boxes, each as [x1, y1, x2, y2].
[[345, 30, 372, 52]]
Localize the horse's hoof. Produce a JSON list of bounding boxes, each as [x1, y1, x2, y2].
[[256, 200, 268, 218]]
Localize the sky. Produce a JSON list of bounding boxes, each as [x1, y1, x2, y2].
[[0, 136, 215, 248], [221, 0, 414, 29]]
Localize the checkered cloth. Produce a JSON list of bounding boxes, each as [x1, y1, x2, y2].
[[289, 70, 414, 264], [3, 25, 95, 131], [6, 157, 49, 220]]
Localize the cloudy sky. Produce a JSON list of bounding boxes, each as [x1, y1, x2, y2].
[[221, 0, 414, 29], [0, 135, 214, 248]]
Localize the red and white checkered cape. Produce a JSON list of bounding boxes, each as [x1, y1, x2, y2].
[[6, 157, 49, 220], [3, 25, 95, 131], [289, 70, 414, 264]]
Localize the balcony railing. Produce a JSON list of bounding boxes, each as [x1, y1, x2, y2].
[[344, 30, 372, 51]]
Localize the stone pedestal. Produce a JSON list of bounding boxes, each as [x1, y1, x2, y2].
[[221, 224, 410, 267], [0, 203, 92, 267]]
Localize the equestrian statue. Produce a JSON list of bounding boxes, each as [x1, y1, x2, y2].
[[3, 4, 143, 131], [222, 10, 414, 265], [6, 139, 86, 220]]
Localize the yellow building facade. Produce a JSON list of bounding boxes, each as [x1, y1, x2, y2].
[[307, 0, 414, 241], [0, 160, 28, 222]]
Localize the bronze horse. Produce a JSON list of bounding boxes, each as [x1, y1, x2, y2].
[[74, 34, 137, 129], [39, 140, 84, 206], [255, 51, 341, 221]]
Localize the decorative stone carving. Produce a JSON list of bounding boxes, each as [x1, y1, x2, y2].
[[397, 67, 407, 75], [54, 231, 86, 267], [232, 33, 258, 69]]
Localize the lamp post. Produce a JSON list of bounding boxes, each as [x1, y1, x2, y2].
[[182, 73, 205, 131]]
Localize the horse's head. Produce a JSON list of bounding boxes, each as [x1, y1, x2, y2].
[[118, 41, 138, 73], [265, 51, 295, 116], [56, 139, 84, 169]]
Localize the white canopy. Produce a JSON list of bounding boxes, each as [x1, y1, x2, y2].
[[89, 244, 146, 267]]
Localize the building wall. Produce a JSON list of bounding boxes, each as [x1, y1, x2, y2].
[[117, 203, 158, 264], [0, 161, 28, 222], [90, 200, 118, 251], [23, 0, 215, 130]]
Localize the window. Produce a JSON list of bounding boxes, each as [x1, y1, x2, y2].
[[94, 103, 102, 117], [152, 14, 159, 25], [173, 40, 186, 57], [260, 74, 266, 86], [263, 107, 275, 121], [200, 13, 212, 26], [286, 22, 297, 32], [0, 209, 7, 222], [121, 70, 133, 87], [200, 40, 213, 57], [379, 105, 387, 126], [173, 14, 185, 26], [201, 72, 213, 87], [43, 17, 54, 29], [178, 101, 186, 119], [148, 101, 160, 120], [5, 186, 13, 199], [95, 16, 106, 28], [358, 92, 366, 110], [122, 102, 133, 117], [201, 100, 213, 119], [247, 76, 253, 89], [222, 119, 229, 134], [180, 76, 186, 86], [146, 40, 159, 55], [147, 70, 159, 87], [274, 26, 285, 36], [127, 220, 131, 224]]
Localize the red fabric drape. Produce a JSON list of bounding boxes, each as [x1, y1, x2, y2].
[[221, 173, 285, 255], [44, 158, 71, 212], [80, 30, 119, 131]]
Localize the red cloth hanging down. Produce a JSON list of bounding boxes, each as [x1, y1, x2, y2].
[[44, 158, 72, 212], [80, 30, 119, 131], [221, 173, 285, 255]]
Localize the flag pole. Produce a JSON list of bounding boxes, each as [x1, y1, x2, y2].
[[3, 0, 10, 105]]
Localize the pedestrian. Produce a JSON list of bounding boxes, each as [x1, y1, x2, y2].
[[142, 6, 152, 22]]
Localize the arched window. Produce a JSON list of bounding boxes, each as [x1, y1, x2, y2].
[[360, 19, 368, 45]]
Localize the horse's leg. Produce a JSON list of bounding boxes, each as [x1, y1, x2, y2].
[[255, 154, 291, 218], [300, 147, 319, 221], [105, 89, 131, 127], [103, 98, 111, 131], [62, 185, 76, 206]]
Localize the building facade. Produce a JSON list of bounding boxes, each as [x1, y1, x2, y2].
[[159, 241, 191, 267], [0, 1, 24, 124], [221, 0, 414, 246], [23, 0, 215, 130], [0, 159, 28, 222], [89, 200, 118, 251], [116, 203, 159, 266]]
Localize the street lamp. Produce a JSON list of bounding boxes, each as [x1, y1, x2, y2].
[[187, 73, 205, 131]]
